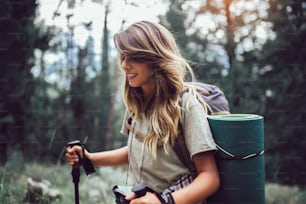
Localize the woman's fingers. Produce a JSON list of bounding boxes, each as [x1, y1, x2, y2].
[[65, 145, 83, 165], [129, 192, 161, 204]]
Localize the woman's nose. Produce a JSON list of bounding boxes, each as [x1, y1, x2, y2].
[[121, 60, 130, 71]]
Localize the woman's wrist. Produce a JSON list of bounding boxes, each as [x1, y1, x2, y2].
[[84, 150, 93, 163]]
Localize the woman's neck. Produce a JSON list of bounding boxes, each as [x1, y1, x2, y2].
[[141, 84, 155, 101]]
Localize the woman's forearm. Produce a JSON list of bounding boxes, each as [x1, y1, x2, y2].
[[172, 171, 219, 204], [172, 151, 220, 204], [87, 146, 129, 167]]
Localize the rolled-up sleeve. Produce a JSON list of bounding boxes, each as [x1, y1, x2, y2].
[[181, 95, 217, 159]]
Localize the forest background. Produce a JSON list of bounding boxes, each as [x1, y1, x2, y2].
[[0, 0, 305, 203]]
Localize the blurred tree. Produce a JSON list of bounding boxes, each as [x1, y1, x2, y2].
[[28, 25, 63, 161], [0, 0, 123, 162], [193, 0, 271, 111], [76, 3, 113, 151], [70, 46, 88, 139], [98, 4, 112, 150], [62, 1, 113, 152], [34, 0, 114, 156], [257, 0, 306, 187], [160, 0, 221, 83], [161, 0, 271, 89], [0, 0, 50, 163]]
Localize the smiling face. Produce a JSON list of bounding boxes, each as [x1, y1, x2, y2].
[[121, 54, 155, 97], [114, 21, 186, 112]]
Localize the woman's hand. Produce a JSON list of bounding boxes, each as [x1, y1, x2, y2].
[[65, 145, 85, 166], [127, 192, 161, 204]]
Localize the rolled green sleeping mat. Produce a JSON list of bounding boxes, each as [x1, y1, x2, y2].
[[207, 114, 265, 204]]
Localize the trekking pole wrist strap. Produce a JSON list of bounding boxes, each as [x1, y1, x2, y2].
[[164, 192, 175, 204], [140, 186, 174, 204]]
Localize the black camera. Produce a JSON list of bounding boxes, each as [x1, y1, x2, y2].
[[112, 183, 168, 204], [112, 183, 150, 204], [67, 140, 95, 175], [112, 185, 130, 204]]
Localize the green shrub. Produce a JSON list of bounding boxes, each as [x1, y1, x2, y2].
[[2, 162, 306, 204], [0, 162, 127, 204]]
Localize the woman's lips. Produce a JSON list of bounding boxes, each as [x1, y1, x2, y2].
[[127, 73, 137, 80]]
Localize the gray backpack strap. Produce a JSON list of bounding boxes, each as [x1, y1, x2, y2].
[[174, 93, 197, 178], [174, 121, 197, 178]]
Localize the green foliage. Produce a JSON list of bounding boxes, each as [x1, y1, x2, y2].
[[161, 0, 222, 82], [256, 0, 306, 187], [1, 162, 306, 204], [0, 0, 45, 163], [265, 183, 306, 204], [0, 162, 127, 204]]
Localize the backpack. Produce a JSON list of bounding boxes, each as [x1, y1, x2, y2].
[[174, 82, 230, 177]]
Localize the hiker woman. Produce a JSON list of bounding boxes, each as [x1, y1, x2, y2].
[[66, 21, 219, 204]]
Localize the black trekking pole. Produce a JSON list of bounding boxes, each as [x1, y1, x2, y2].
[[72, 163, 80, 204], [67, 140, 81, 204], [67, 140, 96, 204]]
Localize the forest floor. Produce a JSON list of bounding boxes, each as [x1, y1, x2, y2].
[[0, 160, 305, 204]]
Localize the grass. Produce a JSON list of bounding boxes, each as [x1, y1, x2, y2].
[[1, 160, 306, 204], [265, 182, 306, 204], [0, 158, 127, 204]]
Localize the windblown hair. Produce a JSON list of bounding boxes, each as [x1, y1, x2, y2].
[[114, 21, 204, 158]]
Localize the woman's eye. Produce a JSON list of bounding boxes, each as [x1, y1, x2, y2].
[[120, 55, 125, 61]]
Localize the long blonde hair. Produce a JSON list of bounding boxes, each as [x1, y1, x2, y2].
[[114, 21, 200, 158]]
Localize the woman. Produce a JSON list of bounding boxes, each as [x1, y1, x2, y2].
[[66, 21, 219, 204]]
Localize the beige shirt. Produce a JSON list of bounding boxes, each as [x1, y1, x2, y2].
[[120, 93, 217, 193]]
